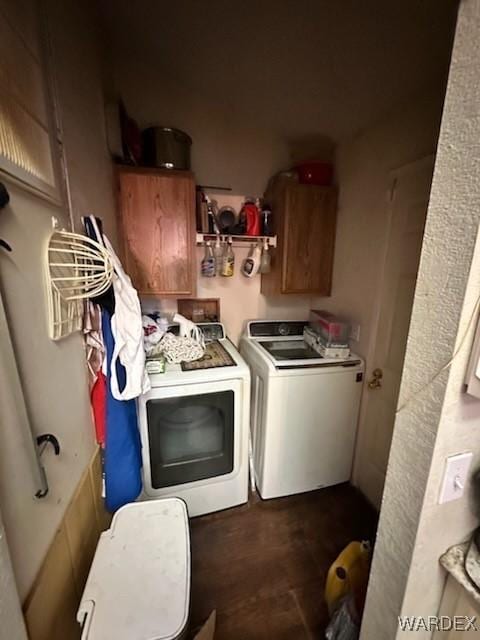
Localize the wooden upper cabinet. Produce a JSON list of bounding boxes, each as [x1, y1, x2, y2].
[[117, 167, 196, 297], [261, 176, 337, 295]]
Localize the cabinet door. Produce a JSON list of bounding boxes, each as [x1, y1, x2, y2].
[[282, 185, 336, 294], [118, 169, 196, 296]]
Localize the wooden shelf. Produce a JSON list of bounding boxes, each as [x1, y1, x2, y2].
[[196, 233, 277, 248]]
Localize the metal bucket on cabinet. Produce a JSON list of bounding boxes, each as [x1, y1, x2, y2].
[[142, 127, 192, 170]]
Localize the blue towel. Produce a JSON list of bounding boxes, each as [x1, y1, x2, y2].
[[102, 310, 143, 512]]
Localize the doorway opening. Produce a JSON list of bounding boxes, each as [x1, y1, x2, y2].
[[96, 1, 460, 635], [0, 0, 464, 638]]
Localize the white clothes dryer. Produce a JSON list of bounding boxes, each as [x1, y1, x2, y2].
[[138, 323, 250, 516]]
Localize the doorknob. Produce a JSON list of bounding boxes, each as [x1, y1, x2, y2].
[[368, 368, 383, 390]]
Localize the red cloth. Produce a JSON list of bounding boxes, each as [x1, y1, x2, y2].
[[91, 371, 107, 445]]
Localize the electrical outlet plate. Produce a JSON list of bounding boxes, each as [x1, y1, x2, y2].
[[350, 324, 361, 342], [438, 452, 473, 504]]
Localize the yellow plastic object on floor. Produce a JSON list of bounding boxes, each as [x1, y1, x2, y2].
[[325, 540, 371, 617]]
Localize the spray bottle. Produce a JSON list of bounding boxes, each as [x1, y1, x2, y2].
[[241, 243, 262, 277], [260, 238, 271, 274], [201, 241, 216, 277], [221, 237, 235, 277], [213, 235, 223, 275]]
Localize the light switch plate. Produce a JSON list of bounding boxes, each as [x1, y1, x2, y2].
[[438, 452, 473, 504]]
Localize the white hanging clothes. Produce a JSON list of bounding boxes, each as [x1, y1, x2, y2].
[[103, 235, 150, 400], [87, 215, 150, 401]]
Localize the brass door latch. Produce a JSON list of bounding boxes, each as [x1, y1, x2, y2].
[[368, 368, 383, 390]]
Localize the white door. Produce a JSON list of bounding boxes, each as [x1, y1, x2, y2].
[[356, 156, 435, 508]]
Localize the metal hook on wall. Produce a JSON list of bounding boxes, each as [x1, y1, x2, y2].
[[0, 181, 60, 499], [37, 433, 61, 456], [0, 182, 12, 252], [35, 434, 61, 498], [0, 182, 9, 209]]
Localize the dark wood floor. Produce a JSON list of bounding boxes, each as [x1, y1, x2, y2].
[[189, 483, 377, 639]]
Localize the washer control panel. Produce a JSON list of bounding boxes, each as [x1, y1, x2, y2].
[[248, 321, 308, 338]]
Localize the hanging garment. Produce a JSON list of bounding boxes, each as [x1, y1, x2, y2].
[[100, 232, 150, 401], [84, 215, 149, 400], [83, 300, 105, 388], [102, 309, 143, 512], [90, 370, 106, 446], [82, 273, 106, 446]]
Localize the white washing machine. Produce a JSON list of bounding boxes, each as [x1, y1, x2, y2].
[[138, 323, 250, 517], [240, 320, 364, 500]]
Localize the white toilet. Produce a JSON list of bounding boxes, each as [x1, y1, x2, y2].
[[77, 497, 191, 640]]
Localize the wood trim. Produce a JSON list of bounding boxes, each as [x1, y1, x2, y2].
[[115, 164, 194, 180], [23, 447, 110, 640], [260, 177, 287, 296]]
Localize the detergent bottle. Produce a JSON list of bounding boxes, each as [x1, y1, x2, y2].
[[241, 243, 262, 277], [201, 241, 216, 277], [325, 540, 371, 617], [221, 237, 235, 277], [244, 200, 261, 236]]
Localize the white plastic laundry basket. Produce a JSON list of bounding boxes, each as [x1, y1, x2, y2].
[[77, 498, 190, 640]]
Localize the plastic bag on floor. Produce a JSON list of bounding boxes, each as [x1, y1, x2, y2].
[[325, 596, 359, 640]]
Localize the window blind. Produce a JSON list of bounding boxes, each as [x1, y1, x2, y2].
[[0, 5, 56, 194]]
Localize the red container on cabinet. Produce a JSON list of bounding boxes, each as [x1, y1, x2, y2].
[[295, 161, 333, 186]]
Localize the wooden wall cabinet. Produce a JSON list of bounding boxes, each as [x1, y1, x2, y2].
[[261, 176, 337, 295], [117, 167, 196, 297]]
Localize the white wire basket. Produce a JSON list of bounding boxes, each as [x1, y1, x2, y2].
[[46, 229, 114, 340]]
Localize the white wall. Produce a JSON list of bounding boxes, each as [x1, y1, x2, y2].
[[111, 46, 319, 338], [311, 87, 445, 503], [102, 0, 457, 152], [48, 0, 117, 245], [106, 3, 455, 348], [0, 0, 115, 599], [109, 55, 290, 196], [361, 1, 480, 636], [141, 194, 312, 344], [143, 252, 311, 346], [196, 252, 312, 345], [313, 89, 443, 357]]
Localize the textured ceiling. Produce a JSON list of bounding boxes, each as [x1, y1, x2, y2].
[[101, 0, 458, 142]]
